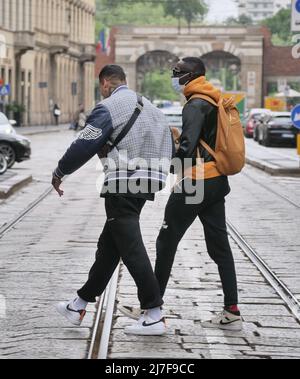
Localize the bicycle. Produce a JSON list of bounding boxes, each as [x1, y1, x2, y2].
[[0, 153, 8, 175]]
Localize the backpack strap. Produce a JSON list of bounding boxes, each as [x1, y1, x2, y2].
[[189, 94, 219, 160], [199, 139, 217, 160], [190, 94, 219, 107], [111, 94, 144, 149]]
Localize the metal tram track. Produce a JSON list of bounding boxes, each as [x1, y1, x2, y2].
[[0, 179, 120, 360], [0, 185, 54, 240], [227, 221, 300, 324], [88, 265, 120, 360], [241, 171, 300, 209], [1, 173, 299, 357], [89, 224, 300, 360]]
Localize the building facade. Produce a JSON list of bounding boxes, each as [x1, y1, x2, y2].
[[0, 0, 96, 125], [237, 0, 291, 22]]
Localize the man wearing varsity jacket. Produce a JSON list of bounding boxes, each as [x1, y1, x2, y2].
[[52, 65, 173, 336]]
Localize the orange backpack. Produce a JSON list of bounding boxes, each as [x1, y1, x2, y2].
[[191, 94, 246, 176]]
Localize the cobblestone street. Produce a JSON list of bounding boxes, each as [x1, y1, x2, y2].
[[0, 131, 300, 359]]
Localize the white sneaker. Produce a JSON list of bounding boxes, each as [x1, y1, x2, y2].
[[125, 313, 167, 336], [56, 301, 86, 327], [202, 310, 243, 331], [119, 305, 144, 321]]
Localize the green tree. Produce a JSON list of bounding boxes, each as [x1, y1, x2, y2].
[[262, 8, 293, 46], [141, 69, 179, 102], [96, 0, 179, 35], [226, 14, 253, 26], [96, 0, 208, 35], [163, 0, 208, 31]]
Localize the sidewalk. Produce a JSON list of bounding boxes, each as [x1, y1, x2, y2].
[[0, 124, 70, 198], [246, 139, 300, 176], [0, 171, 32, 199], [15, 124, 69, 136], [108, 193, 300, 360]]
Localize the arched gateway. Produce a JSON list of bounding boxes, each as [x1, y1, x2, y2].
[[114, 26, 264, 108]]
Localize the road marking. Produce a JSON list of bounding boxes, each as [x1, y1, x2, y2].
[[0, 295, 6, 319]]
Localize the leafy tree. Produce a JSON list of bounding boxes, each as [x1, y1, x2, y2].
[[262, 8, 293, 46], [96, 0, 208, 35], [226, 14, 253, 26], [162, 0, 208, 31], [96, 0, 178, 35], [141, 69, 180, 102]]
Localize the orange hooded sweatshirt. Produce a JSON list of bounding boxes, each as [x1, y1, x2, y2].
[[183, 77, 222, 180]]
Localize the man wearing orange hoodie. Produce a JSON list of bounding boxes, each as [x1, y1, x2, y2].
[[154, 57, 242, 331], [120, 57, 242, 331]]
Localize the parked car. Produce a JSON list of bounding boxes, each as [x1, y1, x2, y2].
[[253, 111, 272, 142], [0, 112, 16, 135], [257, 112, 296, 147], [0, 112, 31, 168], [242, 109, 271, 138], [0, 153, 8, 175], [161, 106, 183, 130]]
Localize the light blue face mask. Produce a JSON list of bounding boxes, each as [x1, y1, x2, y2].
[[172, 78, 185, 93]]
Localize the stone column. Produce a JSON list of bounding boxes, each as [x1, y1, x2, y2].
[[10, 0, 17, 31], [122, 63, 137, 91], [241, 54, 263, 109]]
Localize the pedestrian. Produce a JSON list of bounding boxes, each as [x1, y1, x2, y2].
[[71, 104, 86, 131], [52, 65, 173, 336], [121, 57, 244, 331], [53, 103, 61, 126]]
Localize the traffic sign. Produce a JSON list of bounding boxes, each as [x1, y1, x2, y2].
[[0, 84, 11, 96], [292, 104, 300, 130], [292, 0, 300, 32], [223, 92, 246, 115]]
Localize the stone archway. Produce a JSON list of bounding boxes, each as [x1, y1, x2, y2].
[[201, 51, 242, 91], [114, 26, 264, 107], [136, 50, 178, 93]]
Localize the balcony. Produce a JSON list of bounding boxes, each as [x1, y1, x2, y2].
[[50, 33, 69, 54], [14, 32, 35, 55], [80, 44, 96, 63]]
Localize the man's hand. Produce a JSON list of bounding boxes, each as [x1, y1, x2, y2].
[[52, 173, 64, 197]]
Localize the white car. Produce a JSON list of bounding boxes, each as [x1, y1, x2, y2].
[[161, 106, 183, 130], [0, 112, 16, 135]]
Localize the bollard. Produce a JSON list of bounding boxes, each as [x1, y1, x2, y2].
[[298, 134, 300, 168]]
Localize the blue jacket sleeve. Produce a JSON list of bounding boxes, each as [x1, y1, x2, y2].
[[54, 104, 113, 178]]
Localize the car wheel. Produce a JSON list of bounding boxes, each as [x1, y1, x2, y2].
[[258, 129, 263, 145], [0, 153, 8, 175], [262, 132, 272, 147], [0, 143, 16, 168]]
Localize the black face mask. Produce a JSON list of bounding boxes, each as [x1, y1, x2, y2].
[[172, 69, 203, 85]]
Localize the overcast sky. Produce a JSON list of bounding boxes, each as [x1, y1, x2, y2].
[[206, 0, 238, 23]]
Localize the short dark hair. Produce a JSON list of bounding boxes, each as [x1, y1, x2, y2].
[[99, 65, 127, 83], [182, 57, 206, 77]]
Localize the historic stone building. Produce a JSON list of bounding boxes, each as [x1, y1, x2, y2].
[[0, 0, 95, 125], [114, 25, 265, 108]]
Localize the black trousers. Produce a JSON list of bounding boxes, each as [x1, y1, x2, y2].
[[78, 196, 163, 310], [155, 176, 238, 307]]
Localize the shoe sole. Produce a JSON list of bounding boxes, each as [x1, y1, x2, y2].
[[56, 303, 82, 327], [219, 323, 243, 331], [202, 322, 243, 332], [124, 327, 167, 336]]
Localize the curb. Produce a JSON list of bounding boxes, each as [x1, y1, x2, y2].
[[0, 175, 33, 199], [246, 157, 300, 177], [16, 125, 70, 137]]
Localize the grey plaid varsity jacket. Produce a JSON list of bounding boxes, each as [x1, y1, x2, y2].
[[54, 86, 173, 196]]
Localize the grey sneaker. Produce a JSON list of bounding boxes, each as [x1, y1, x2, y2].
[[119, 305, 143, 321], [202, 310, 243, 331]]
